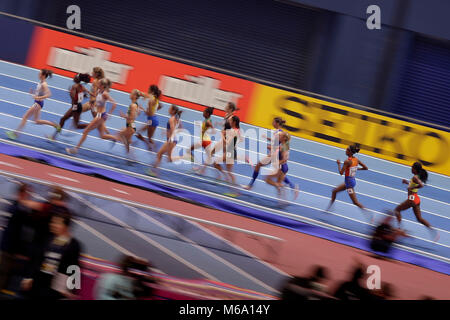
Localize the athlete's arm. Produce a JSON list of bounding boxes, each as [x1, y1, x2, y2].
[[337, 159, 350, 175], [357, 159, 368, 171], [105, 93, 117, 115]]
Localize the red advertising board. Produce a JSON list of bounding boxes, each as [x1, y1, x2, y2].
[[27, 27, 256, 120]]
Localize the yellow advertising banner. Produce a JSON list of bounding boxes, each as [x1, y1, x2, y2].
[[247, 85, 450, 175]]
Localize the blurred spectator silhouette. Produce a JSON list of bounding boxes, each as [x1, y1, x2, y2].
[[280, 265, 331, 300], [371, 215, 408, 256], [333, 263, 373, 300], [94, 255, 156, 300], [20, 189, 82, 300], [0, 183, 33, 294]]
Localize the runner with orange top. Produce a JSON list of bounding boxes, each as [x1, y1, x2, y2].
[[327, 144, 372, 221]]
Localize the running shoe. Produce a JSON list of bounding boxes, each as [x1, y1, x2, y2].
[[293, 184, 300, 200], [56, 125, 62, 133], [6, 131, 17, 140], [147, 169, 157, 177], [65, 147, 77, 155]]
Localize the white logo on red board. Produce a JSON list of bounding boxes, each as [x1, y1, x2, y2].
[[160, 75, 242, 111], [47, 47, 133, 84]]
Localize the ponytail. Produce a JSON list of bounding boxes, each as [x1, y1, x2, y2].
[[413, 162, 428, 184], [74, 73, 91, 84], [227, 102, 239, 113], [79, 73, 91, 83], [274, 117, 286, 126], [171, 105, 182, 119], [205, 107, 214, 117], [41, 69, 53, 79], [100, 78, 112, 90], [349, 144, 360, 155], [149, 85, 161, 99], [93, 67, 105, 79]]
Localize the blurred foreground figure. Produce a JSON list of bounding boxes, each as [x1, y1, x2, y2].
[[371, 215, 408, 256], [333, 263, 373, 300], [0, 183, 32, 293], [280, 265, 330, 300], [94, 255, 156, 300], [21, 201, 81, 300]]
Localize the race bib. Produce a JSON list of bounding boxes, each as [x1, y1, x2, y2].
[[347, 188, 354, 194], [349, 166, 357, 177], [72, 104, 78, 111], [408, 195, 415, 201], [78, 92, 84, 103]]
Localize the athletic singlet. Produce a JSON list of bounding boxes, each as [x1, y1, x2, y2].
[[127, 103, 137, 125], [89, 80, 100, 102], [167, 116, 180, 142], [148, 95, 159, 116], [409, 176, 420, 193], [345, 157, 358, 177], [36, 82, 46, 96], [223, 113, 233, 130], [71, 85, 84, 104], [202, 118, 211, 142], [95, 91, 107, 109]]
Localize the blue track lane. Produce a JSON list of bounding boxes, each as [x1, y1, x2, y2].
[[0, 60, 448, 268]]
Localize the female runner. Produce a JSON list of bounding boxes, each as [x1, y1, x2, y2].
[[326, 144, 371, 219], [82, 67, 104, 117], [136, 85, 162, 149], [392, 162, 439, 241], [51, 73, 91, 139], [245, 117, 298, 199], [115, 89, 141, 156], [7, 69, 61, 139], [265, 131, 291, 200], [65, 78, 119, 154], [147, 105, 182, 176], [212, 115, 242, 196]]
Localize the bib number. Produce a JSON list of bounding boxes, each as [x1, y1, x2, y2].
[[72, 104, 78, 111], [349, 166, 357, 177], [78, 92, 84, 103], [347, 188, 354, 194], [408, 195, 415, 201]]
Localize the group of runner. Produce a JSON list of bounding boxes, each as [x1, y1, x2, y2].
[[4, 67, 440, 241]]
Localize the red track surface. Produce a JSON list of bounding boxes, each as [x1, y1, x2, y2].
[[0, 153, 448, 299]]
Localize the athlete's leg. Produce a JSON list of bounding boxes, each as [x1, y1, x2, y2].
[[393, 200, 413, 224], [327, 183, 346, 211], [59, 108, 74, 129], [348, 191, 365, 210], [412, 204, 431, 228], [73, 118, 101, 150], [72, 112, 88, 129]]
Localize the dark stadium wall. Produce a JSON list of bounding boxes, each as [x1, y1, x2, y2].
[[0, 0, 448, 129]]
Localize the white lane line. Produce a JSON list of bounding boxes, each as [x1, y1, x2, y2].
[[112, 188, 129, 195], [125, 204, 281, 293], [1, 131, 449, 243], [1, 85, 449, 195], [1, 80, 448, 192], [48, 173, 79, 183], [69, 192, 220, 282], [1, 166, 448, 266], [0, 106, 447, 218], [0, 160, 22, 169], [73, 219, 136, 257]]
